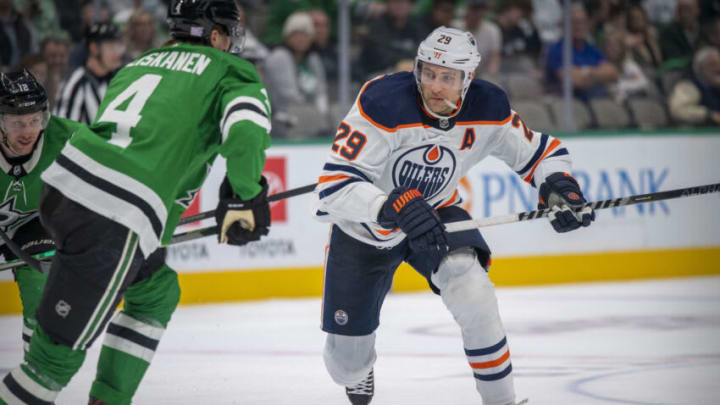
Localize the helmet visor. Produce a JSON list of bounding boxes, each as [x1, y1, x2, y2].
[[415, 60, 465, 92], [0, 110, 49, 136]]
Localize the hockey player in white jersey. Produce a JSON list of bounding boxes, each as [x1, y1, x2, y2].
[[314, 27, 595, 405]]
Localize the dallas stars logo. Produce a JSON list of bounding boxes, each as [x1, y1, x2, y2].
[[175, 163, 210, 209], [0, 195, 36, 234], [176, 187, 200, 210]]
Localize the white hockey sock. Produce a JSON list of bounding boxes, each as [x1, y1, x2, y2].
[[432, 248, 515, 405]]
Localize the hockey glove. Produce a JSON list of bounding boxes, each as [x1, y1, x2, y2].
[[377, 187, 448, 253], [538, 172, 595, 233], [215, 176, 271, 246]]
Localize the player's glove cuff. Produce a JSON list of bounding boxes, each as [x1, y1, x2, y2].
[[538, 172, 595, 233]]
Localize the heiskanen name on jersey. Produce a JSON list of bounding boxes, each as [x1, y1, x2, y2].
[[124, 50, 211, 76]]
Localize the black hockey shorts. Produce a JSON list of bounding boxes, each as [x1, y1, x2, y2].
[[36, 185, 156, 350]]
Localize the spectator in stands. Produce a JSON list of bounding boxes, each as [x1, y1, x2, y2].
[[603, 32, 652, 103], [106, 0, 167, 27], [625, 5, 663, 77], [496, 0, 542, 75], [124, 9, 158, 60], [13, 53, 48, 85], [309, 8, 338, 99], [669, 46, 720, 125], [41, 34, 71, 109], [263, 11, 329, 139], [262, 0, 338, 46], [532, 0, 563, 44], [0, 0, 38, 71], [55, 23, 124, 124], [55, 0, 89, 42], [544, 3, 618, 100], [15, 0, 61, 39], [463, 0, 502, 76], [699, 15, 720, 47], [584, 0, 613, 43], [358, 0, 425, 79], [643, 0, 677, 26], [660, 0, 701, 69], [420, 0, 458, 35]]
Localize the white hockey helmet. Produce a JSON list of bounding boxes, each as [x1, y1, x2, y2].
[[415, 27, 482, 117]]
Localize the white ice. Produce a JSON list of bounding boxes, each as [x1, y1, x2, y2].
[[1, 276, 719, 405]]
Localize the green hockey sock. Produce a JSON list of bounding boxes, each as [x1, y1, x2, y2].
[[14, 266, 48, 353], [0, 326, 85, 404], [90, 265, 179, 405]]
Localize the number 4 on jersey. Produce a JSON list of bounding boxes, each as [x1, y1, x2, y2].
[[97, 74, 163, 148]]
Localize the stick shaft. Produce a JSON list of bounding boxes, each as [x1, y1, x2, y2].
[[445, 182, 720, 233], [171, 183, 317, 244], [6, 182, 716, 269], [178, 183, 317, 225]]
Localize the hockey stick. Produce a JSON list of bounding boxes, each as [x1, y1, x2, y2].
[[171, 182, 317, 244], [177, 183, 317, 225], [0, 184, 317, 272], [0, 250, 55, 272], [0, 229, 50, 274], [443, 182, 720, 233], [4, 182, 716, 270]]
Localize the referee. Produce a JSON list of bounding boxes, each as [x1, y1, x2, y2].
[[55, 23, 125, 124]]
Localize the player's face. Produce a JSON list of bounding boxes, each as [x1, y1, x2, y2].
[[0, 112, 45, 157], [419, 63, 464, 115]]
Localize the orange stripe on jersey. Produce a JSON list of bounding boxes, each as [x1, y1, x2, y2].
[[438, 189, 459, 208], [524, 139, 562, 183], [456, 114, 512, 126], [469, 350, 510, 370], [318, 174, 350, 184], [375, 228, 399, 236]]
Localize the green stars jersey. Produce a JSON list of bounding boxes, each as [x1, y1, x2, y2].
[[41, 43, 272, 256], [0, 116, 77, 253]]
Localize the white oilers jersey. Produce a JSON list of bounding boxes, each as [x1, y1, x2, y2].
[[314, 72, 572, 247]]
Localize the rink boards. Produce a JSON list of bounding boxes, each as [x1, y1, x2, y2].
[[1, 132, 719, 313]]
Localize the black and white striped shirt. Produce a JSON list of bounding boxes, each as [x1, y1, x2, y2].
[[54, 67, 114, 124]]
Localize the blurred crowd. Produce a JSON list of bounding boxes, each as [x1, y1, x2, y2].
[[2, 0, 719, 138]]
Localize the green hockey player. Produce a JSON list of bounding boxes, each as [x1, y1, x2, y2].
[[0, 1, 273, 404], [0, 72, 180, 405], [0, 70, 77, 356]]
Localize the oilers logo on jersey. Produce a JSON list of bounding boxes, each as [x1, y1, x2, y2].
[[393, 145, 456, 200]]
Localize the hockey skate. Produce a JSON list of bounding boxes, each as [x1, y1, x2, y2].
[[345, 369, 374, 405]]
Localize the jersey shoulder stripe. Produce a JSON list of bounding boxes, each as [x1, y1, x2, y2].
[[357, 72, 426, 132], [316, 163, 372, 199], [322, 163, 372, 182]]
